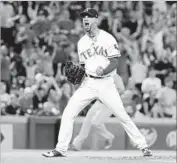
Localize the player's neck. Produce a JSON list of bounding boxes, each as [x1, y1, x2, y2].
[[87, 27, 100, 38]]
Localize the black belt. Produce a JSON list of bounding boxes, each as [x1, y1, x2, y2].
[[86, 74, 105, 79]]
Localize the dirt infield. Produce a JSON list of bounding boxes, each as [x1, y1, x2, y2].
[[1, 150, 176, 163]]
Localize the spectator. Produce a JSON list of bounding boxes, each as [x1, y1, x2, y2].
[[49, 1, 61, 16], [153, 53, 174, 85], [52, 43, 70, 76], [123, 9, 143, 39], [37, 89, 61, 116], [130, 94, 143, 118], [141, 68, 164, 118], [57, 10, 74, 35], [1, 45, 11, 93], [70, 19, 83, 35], [27, 1, 39, 21], [131, 55, 148, 94], [69, 44, 79, 63], [155, 77, 176, 119], [116, 41, 130, 86], [32, 75, 62, 116], [18, 87, 33, 115], [0, 2, 18, 47], [37, 47, 54, 76], [32, 86, 48, 113], [55, 63, 67, 85], [170, 52, 177, 89], [16, 25, 36, 62], [36, 103, 57, 116], [143, 1, 153, 16], [3, 93, 20, 115], [121, 78, 137, 107], [153, 1, 167, 13], [24, 78, 34, 88], [141, 90, 160, 118], [32, 74, 61, 112], [98, 2, 112, 32], [0, 82, 11, 106], [142, 13, 153, 31], [11, 55, 27, 88], [25, 59, 37, 80], [142, 39, 157, 67], [68, 1, 84, 21], [121, 78, 140, 117], [141, 68, 161, 97], [112, 9, 124, 34], [34, 73, 45, 85], [152, 12, 166, 59], [0, 102, 8, 115]]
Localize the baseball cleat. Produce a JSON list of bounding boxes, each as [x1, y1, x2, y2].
[[42, 149, 65, 157], [104, 137, 114, 150], [142, 147, 153, 157]]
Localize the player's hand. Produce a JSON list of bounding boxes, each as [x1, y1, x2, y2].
[[96, 66, 104, 76]]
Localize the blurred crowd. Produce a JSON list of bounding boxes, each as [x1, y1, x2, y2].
[[0, 1, 176, 119]]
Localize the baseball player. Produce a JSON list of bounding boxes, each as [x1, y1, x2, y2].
[[43, 8, 152, 157], [71, 74, 125, 151]]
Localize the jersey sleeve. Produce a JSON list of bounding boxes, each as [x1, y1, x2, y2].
[[106, 35, 121, 58], [77, 42, 84, 64]]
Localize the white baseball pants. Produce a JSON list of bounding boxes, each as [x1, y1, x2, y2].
[[56, 76, 147, 154]]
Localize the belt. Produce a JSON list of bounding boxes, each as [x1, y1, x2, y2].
[[86, 74, 109, 79]]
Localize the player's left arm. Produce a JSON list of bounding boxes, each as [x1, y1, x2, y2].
[[102, 57, 119, 75], [103, 36, 121, 75]]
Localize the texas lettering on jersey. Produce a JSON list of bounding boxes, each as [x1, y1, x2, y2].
[[80, 46, 106, 60], [80, 44, 119, 60]]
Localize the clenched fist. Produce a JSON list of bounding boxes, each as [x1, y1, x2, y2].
[[96, 66, 104, 76]]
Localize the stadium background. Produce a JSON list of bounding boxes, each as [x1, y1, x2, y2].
[[0, 1, 176, 159]]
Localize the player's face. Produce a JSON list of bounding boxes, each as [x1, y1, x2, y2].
[[82, 15, 97, 32]]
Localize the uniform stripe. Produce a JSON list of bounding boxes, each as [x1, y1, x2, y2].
[[108, 54, 121, 58]]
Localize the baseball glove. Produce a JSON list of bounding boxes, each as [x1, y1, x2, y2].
[[64, 61, 85, 85]]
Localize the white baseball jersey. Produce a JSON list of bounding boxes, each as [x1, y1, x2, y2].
[[77, 30, 121, 77]]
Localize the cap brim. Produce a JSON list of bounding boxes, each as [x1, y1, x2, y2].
[[80, 12, 94, 18]]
